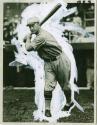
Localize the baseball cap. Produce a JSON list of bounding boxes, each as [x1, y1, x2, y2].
[[27, 17, 39, 26]]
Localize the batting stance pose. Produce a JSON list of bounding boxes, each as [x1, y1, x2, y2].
[[9, 1, 85, 122], [25, 17, 73, 113]]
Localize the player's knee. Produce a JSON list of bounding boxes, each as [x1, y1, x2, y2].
[[44, 81, 56, 92]]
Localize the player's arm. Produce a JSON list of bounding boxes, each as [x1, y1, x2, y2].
[[25, 34, 34, 51], [25, 35, 45, 51]]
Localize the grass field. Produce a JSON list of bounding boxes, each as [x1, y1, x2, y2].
[[3, 87, 94, 123]]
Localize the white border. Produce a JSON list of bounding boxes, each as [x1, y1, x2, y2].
[[0, 0, 96, 125]]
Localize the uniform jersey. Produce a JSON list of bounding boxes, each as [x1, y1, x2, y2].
[[30, 29, 62, 60]]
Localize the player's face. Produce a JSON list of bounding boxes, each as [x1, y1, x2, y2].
[[28, 22, 40, 34]]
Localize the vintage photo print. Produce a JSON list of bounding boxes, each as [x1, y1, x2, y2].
[[0, 0, 96, 124]]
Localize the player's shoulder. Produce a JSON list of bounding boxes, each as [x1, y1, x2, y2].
[[39, 29, 54, 40], [39, 29, 49, 36]]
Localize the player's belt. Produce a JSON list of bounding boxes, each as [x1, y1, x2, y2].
[[44, 53, 61, 62]]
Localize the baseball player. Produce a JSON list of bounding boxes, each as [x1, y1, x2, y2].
[[25, 17, 73, 116]]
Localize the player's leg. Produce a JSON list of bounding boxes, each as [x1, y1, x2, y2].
[[44, 62, 57, 116], [53, 53, 73, 110]]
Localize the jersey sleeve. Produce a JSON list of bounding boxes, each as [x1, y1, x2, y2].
[[31, 36, 45, 50]]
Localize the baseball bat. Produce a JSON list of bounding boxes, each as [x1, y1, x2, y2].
[[9, 3, 62, 67], [40, 3, 61, 26]]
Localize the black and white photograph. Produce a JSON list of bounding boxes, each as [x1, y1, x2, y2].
[[1, 0, 96, 124]]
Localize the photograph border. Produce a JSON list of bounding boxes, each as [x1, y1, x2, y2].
[[0, 0, 96, 125]]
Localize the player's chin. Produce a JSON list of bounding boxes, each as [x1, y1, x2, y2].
[[31, 30, 37, 34], [32, 31, 38, 35]]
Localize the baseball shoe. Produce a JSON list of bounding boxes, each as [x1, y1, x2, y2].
[[64, 102, 74, 111], [45, 110, 51, 117]]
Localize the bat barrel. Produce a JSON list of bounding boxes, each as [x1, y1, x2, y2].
[[40, 3, 61, 26]]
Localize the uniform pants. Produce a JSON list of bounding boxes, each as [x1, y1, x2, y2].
[[44, 52, 71, 108]]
